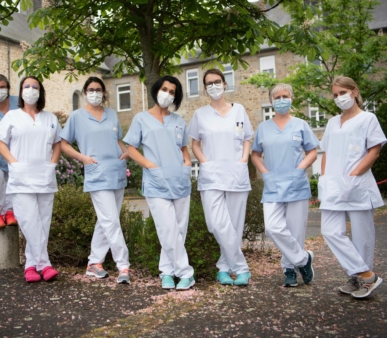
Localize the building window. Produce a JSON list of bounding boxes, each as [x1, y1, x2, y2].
[[309, 106, 325, 128], [260, 56, 276, 76], [191, 161, 200, 179], [364, 101, 376, 114], [224, 64, 234, 92], [186, 69, 199, 97], [262, 105, 275, 120], [33, 0, 42, 11], [117, 84, 131, 112], [72, 92, 80, 111]]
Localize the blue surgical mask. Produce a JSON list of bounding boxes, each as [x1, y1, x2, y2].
[[273, 98, 292, 114]]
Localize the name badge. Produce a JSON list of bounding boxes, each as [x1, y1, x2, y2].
[[293, 136, 302, 141], [177, 134, 182, 139], [113, 127, 118, 132], [348, 144, 361, 152]]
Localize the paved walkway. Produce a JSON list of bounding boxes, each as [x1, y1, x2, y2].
[[0, 210, 386, 337]]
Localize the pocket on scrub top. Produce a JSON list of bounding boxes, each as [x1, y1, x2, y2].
[[340, 176, 365, 203], [175, 127, 184, 147], [198, 161, 216, 186], [292, 168, 308, 191], [117, 160, 127, 182], [181, 165, 192, 189], [234, 130, 245, 140], [262, 171, 276, 193], [291, 132, 303, 148], [8, 162, 29, 187], [84, 163, 106, 184], [46, 162, 57, 186], [234, 162, 249, 188], [147, 167, 168, 192], [346, 136, 364, 158]]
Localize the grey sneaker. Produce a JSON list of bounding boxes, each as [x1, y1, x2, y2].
[[298, 251, 314, 284], [284, 268, 298, 287], [338, 277, 359, 294], [86, 263, 109, 278], [117, 268, 130, 284], [351, 274, 383, 299]]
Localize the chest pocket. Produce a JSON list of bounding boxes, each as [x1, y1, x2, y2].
[[175, 125, 183, 147], [346, 136, 364, 158], [291, 132, 303, 148]]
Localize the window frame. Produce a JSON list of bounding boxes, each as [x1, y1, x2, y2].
[[260, 55, 276, 76], [186, 68, 199, 98], [223, 64, 235, 92], [262, 104, 275, 120], [116, 84, 131, 112], [309, 106, 325, 128]]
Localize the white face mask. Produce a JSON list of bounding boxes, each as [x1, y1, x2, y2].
[[157, 90, 175, 108], [22, 88, 40, 105], [206, 83, 224, 101], [334, 93, 355, 110], [87, 91, 103, 106], [0, 88, 8, 102]]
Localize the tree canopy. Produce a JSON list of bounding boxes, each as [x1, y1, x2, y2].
[[9, 0, 323, 105]]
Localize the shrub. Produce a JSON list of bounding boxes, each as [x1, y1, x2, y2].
[[56, 155, 84, 187], [309, 179, 318, 199], [244, 179, 265, 242]]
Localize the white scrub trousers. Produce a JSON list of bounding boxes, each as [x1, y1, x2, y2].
[[201, 190, 250, 274], [264, 200, 309, 272], [12, 193, 54, 270], [89, 189, 130, 270], [146, 195, 194, 278], [0, 170, 12, 214], [321, 209, 374, 276]]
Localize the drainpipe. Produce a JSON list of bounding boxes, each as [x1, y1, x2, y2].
[[142, 82, 145, 111], [8, 41, 11, 80]]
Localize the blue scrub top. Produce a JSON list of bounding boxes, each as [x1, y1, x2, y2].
[[0, 95, 18, 172], [60, 107, 127, 193], [123, 111, 191, 200], [252, 117, 319, 203]]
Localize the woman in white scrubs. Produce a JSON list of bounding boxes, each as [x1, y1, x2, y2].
[[251, 83, 318, 287], [188, 69, 253, 286], [0, 76, 61, 283], [0, 74, 19, 228], [319, 76, 386, 298], [124, 76, 194, 290], [61, 77, 130, 284]]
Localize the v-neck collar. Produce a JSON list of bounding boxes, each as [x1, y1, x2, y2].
[[339, 110, 363, 128], [146, 110, 170, 126], [270, 116, 293, 132]]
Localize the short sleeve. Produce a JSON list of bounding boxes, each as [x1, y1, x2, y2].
[[188, 111, 200, 141], [366, 114, 386, 149], [182, 124, 189, 147], [319, 119, 332, 152], [252, 125, 263, 153], [123, 114, 142, 148], [301, 121, 319, 151], [118, 122, 123, 139], [243, 109, 254, 141], [0, 113, 12, 145], [60, 113, 77, 144]]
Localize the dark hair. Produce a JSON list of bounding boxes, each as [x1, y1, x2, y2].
[[0, 74, 10, 92], [18, 76, 46, 111], [202, 69, 226, 86], [82, 76, 107, 103], [151, 75, 183, 111]]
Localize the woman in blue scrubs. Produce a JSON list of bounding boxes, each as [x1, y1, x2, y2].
[[251, 83, 319, 287], [124, 75, 194, 290], [60, 77, 130, 284]]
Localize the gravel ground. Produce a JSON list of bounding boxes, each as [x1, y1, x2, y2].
[[1, 210, 386, 338]]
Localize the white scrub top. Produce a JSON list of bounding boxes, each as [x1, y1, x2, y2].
[[0, 95, 19, 172], [319, 111, 386, 211], [0, 108, 61, 194], [60, 107, 127, 193], [188, 103, 253, 192], [252, 117, 319, 203], [123, 111, 191, 199]]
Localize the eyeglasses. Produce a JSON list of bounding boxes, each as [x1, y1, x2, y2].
[[23, 84, 39, 89], [87, 88, 103, 93], [205, 79, 223, 88]]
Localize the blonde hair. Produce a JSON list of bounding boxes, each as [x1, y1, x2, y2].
[[269, 83, 294, 102], [331, 76, 363, 109]]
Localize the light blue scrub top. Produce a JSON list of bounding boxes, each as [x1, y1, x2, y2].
[[0, 95, 18, 172], [252, 117, 319, 203], [60, 107, 127, 193], [123, 111, 191, 199]]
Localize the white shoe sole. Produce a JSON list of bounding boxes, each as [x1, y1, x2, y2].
[[86, 271, 109, 278], [352, 277, 383, 298]]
